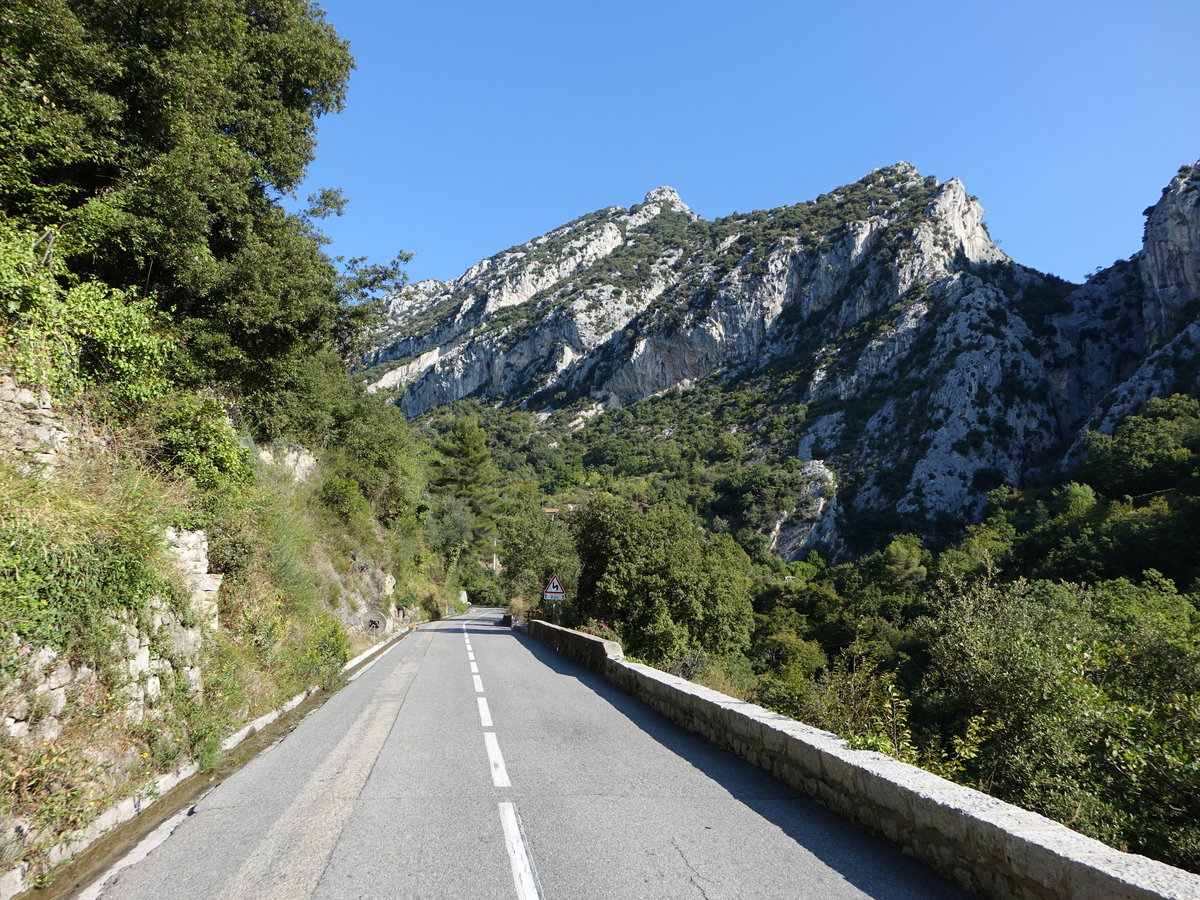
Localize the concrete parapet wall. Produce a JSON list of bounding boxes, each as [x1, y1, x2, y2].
[[527, 619, 1200, 900]]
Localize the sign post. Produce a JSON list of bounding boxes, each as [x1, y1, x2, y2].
[[543, 576, 566, 622]]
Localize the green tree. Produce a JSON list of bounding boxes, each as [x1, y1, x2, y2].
[[425, 496, 475, 563], [499, 507, 581, 616], [0, 1, 403, 436], [570, 496, 754, 664], [1084, 395, 1200, 498], [432, 417, 499, 518]]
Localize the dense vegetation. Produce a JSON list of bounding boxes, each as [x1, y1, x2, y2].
[[0, 1, 462, 875], [428, 392, 1200, 873]]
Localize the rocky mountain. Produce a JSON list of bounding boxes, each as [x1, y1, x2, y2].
[[363, 161, 1200, 558]]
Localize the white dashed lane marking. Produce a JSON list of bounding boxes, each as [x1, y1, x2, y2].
[[484, 731, 512, 788], [499, 801, 541, 900], [462, 611, 543, 898]]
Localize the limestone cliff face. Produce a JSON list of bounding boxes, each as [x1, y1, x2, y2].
[[365, 161, 1200, 557], [369, 165, 1003, 413], [1139, 162, 1200, 348], [1056, 161, 1200, 459], [364, 187, 695, 384]]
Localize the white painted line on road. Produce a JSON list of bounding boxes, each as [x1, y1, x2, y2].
[[342, 625, 412, 674], [478, 697, 493, 727], [499, 802, 541, 900], [468, 651, 475, 661], [346, 649, 385, 682], [484, 732, 511, 788], [473, 674, 485, 693], [470, 660, 479, 674]]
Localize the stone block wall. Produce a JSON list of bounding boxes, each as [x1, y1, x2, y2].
[[527, 620, 1200, 900], [2, 529, 222, 740], [0, 372, 72, 473]]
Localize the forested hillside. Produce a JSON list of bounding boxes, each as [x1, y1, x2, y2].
[[415, 391, 1200, 871], [0, 1, 475, 880]]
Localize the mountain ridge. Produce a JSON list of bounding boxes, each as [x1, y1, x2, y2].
[[363, 161, 1200, 557]]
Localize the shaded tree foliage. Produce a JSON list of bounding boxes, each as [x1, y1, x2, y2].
[[498, 507, 580, 615], [0, 0, 406, 436], [431, 416, 498, 518]]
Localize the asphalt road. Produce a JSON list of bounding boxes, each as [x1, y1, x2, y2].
[[85, 608, 964, 899]]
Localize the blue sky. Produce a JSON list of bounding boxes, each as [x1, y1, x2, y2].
[[297, 0, 1199, 286]]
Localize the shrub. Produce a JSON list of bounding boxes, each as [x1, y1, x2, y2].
[[1, 225, 176, 405]]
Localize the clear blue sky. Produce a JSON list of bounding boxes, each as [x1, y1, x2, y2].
[[296, 0, 1199, 286]]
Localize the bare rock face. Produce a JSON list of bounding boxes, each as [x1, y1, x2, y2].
[[369, 165, 1005, 418], [0, 370, 74, 473], [364, 161, 1200, 556], [1139, 161, 1200, 348], [924, 178, 1007, 268], [1052, 161, 1200, 462], [772, 460, 842, 560]]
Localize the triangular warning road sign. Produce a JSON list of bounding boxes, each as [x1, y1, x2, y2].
[[543, 576, 565, 596]]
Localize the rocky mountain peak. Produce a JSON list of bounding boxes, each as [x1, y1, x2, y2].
[[626, 185, 698, 228], [362, 162, 1199, 558], [924, 177, 1009, 267], [869, 160, 921, 182], [1140, 160, 1200, 347], [644, 185, 688, 211]]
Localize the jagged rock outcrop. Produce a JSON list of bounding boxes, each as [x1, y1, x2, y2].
[[772, 460, 842, 560], [1140, 162, 1200, 348], [365, 161, 1200, 557], [1056, 161, 1200, 460], [369, 166, 1005, 412]]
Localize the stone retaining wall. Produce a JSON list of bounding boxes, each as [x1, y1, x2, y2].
[[2, 529, 222, 740], [0, 372, 72, 472], [527, 620, 1200, 900]]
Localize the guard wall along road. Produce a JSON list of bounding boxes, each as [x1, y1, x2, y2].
[[526, 619, 1200, 900]]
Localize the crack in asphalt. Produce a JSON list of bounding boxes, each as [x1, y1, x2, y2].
[[671, 837, 717, 899]]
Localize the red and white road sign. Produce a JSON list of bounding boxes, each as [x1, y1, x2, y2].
[[543, 576, 566, 600]]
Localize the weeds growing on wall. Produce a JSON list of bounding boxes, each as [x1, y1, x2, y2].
[[0, 452, 183, 672]]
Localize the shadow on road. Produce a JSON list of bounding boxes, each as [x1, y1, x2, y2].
[[461, 623, 964, 900]]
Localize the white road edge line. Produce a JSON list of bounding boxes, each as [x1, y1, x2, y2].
[[498, 801, 541, 900], [473, 674, 485, 693], [483, 732, 511, 788], [478, 697, 493, 728]]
